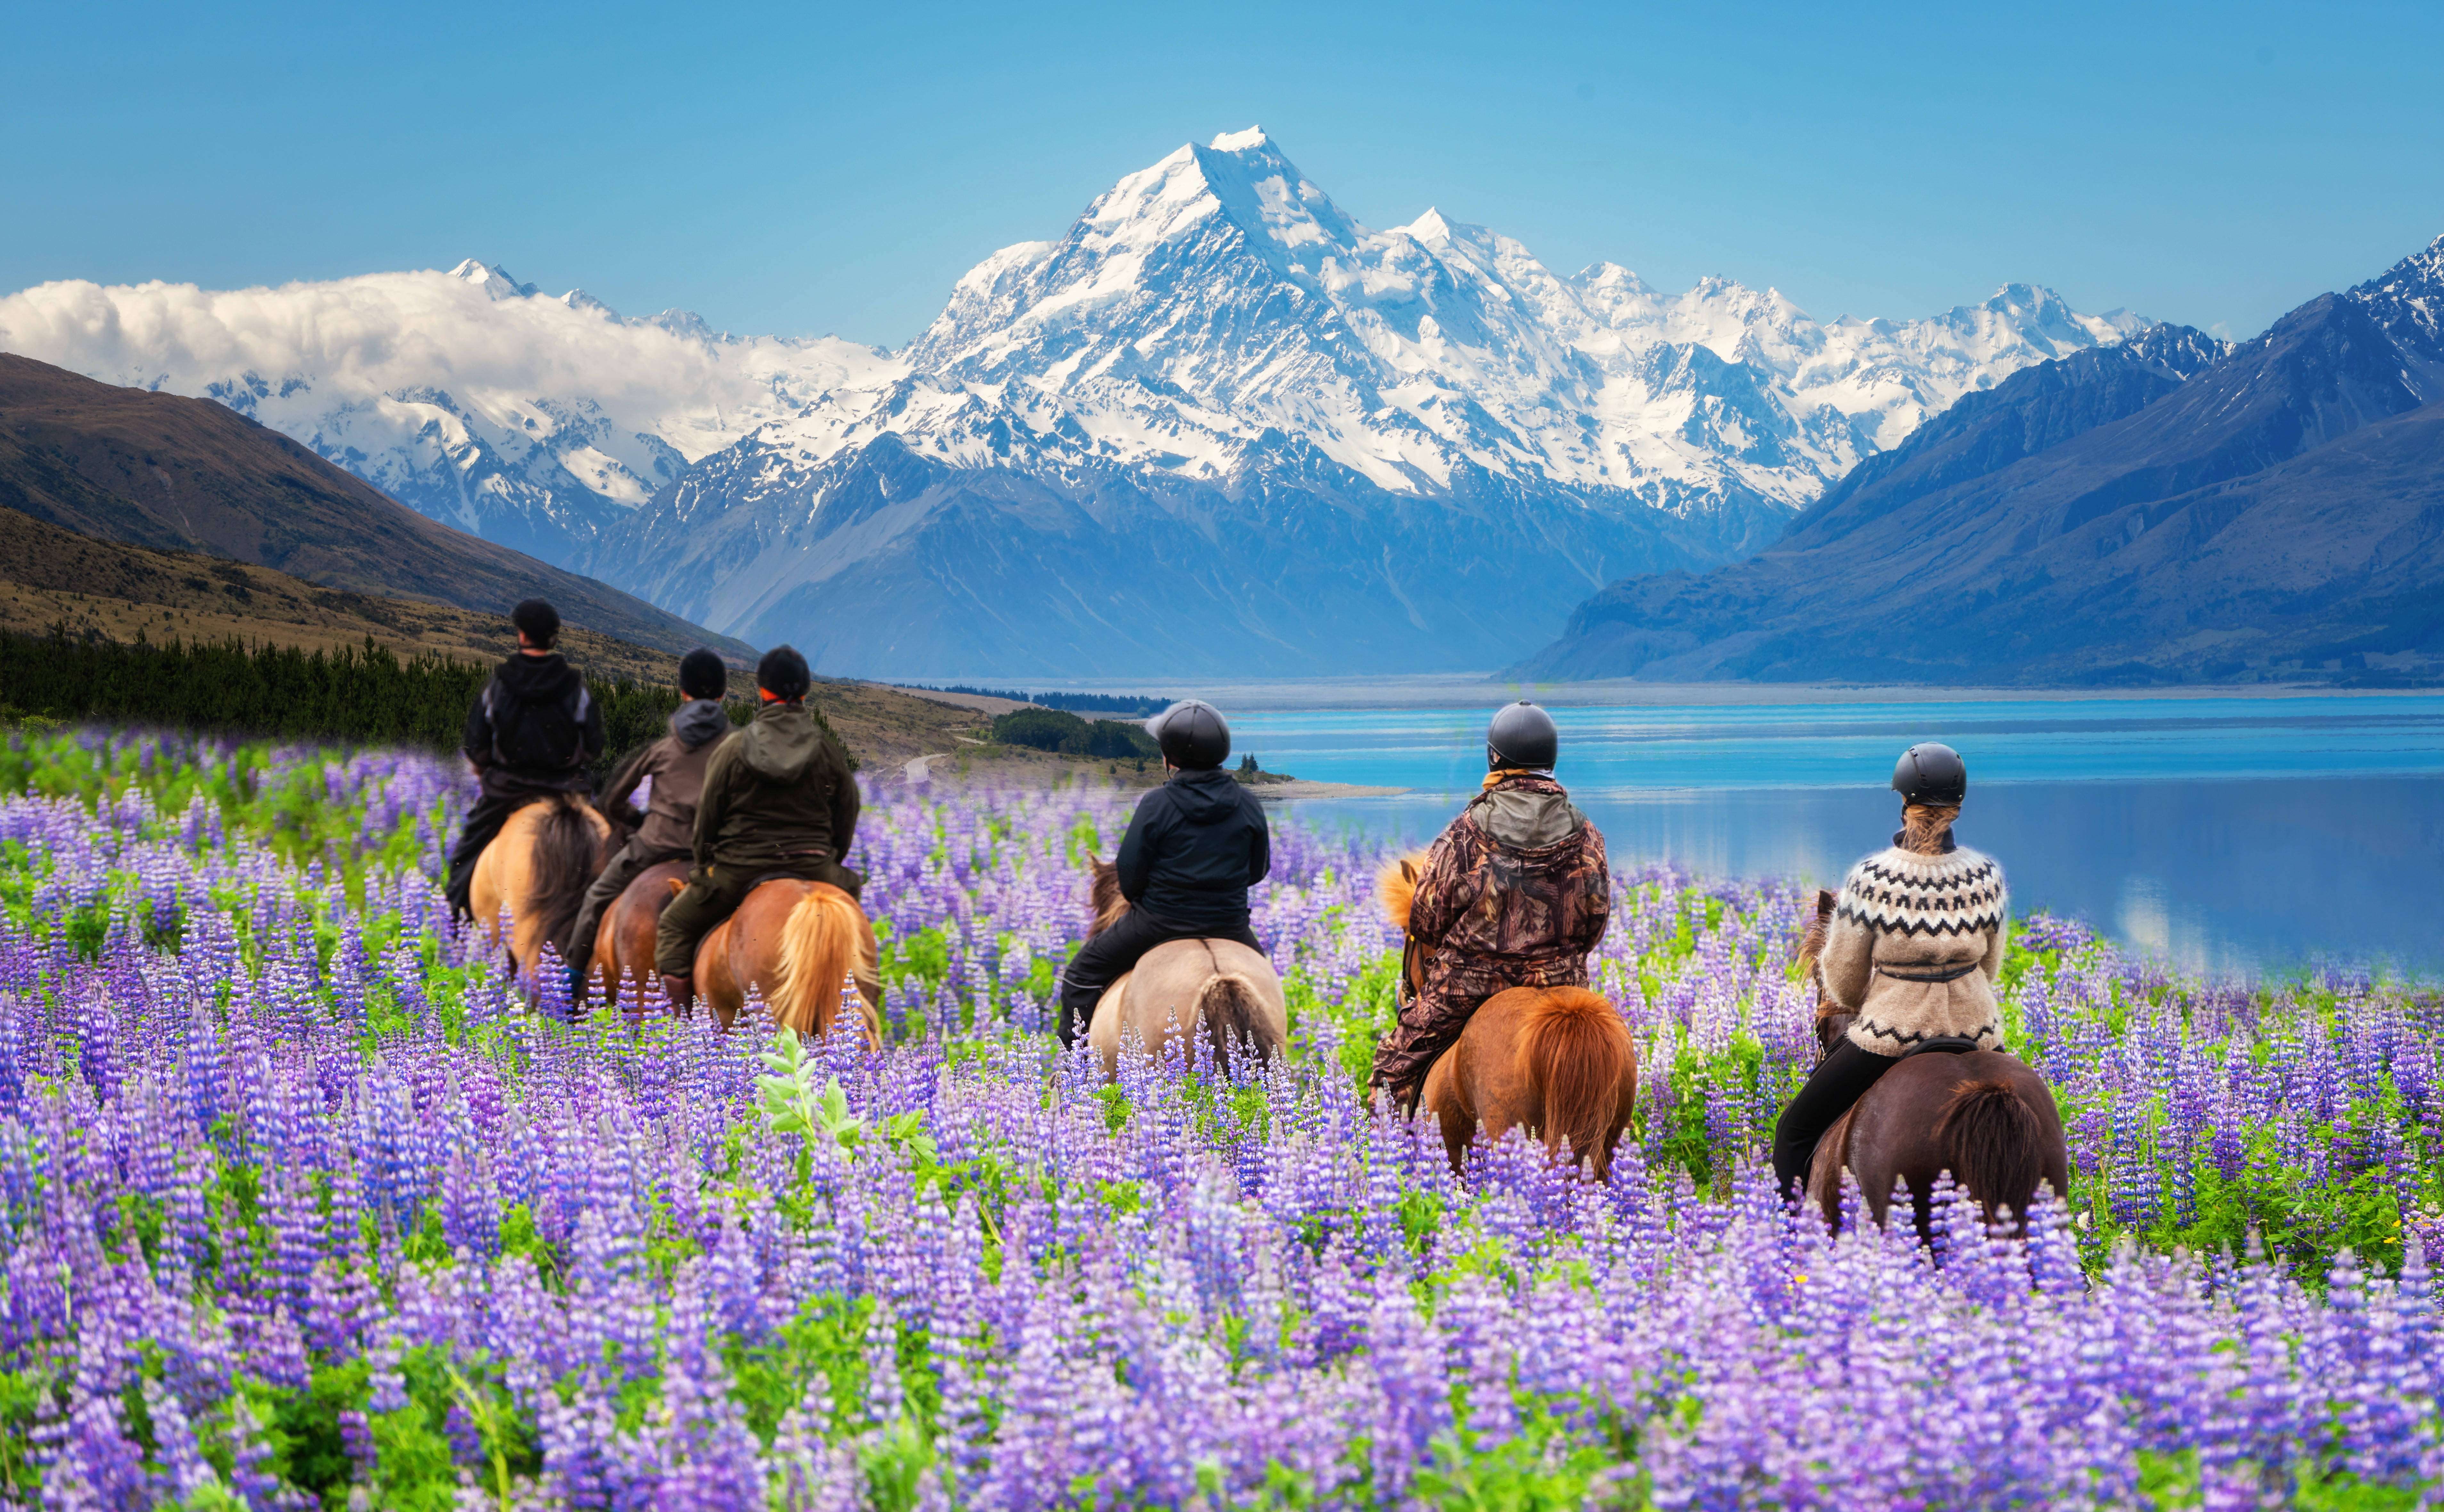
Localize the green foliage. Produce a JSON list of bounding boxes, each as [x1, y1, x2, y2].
[[989, 706, 1157, 759]]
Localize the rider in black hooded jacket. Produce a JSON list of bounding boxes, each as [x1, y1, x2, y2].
[[1055, 700, 1271, 1047], [443, 599, 605, 920]]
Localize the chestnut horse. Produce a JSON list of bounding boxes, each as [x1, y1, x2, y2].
[[587, 858, 691, 1007], [468, 795, 612, 981], [1082, 858, 1287, 1077], [1795, 889, 2070, 1240], [670, 875, 884, 1047], [1378, 853, 1637, 1178]]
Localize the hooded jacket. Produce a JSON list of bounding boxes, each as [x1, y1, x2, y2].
[[1114, 767, 1271, 930], [602, 698, 731, 854], [692, 702, 857, 873], [462, 651, 605, 795]]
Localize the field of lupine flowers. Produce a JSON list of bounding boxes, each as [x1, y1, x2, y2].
[[4, 726, 2443, 1509]]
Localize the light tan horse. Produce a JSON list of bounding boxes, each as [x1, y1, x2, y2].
[[588, 858, 690, 1007], [1083, 858, 1287, 1077], [1379, 852, 1638, 1178], [468, 794, 612, 979], [670, 876, 884, 1047]]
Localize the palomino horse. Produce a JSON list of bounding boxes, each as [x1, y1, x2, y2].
[[1379, 852, 1638, 1179], [468, 794, 612, 980], [1082, 857, 1287, 1077], [671, 876, 884, 1047], [1796, 888, 2070, 1240], [587, 858, 690, 1006]]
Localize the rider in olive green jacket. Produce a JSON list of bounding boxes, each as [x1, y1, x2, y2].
[[654, 646, 860, 1004]]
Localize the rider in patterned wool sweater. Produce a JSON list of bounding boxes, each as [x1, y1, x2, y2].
[[1771, 743, 2010, 1198], [1367, 702, 1612, 1111]]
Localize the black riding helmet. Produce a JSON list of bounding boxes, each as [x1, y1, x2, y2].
[[1891, 742, 1967, 805], [1486, 700, 1559, 771], [1149, 699, 1230, 770]]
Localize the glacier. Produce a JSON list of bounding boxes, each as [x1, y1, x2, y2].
[[0, 128, 2150, 676]]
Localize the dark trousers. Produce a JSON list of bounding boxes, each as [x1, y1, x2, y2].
[[1773, 1039, 1898, 1197], [1055, 909, 1262, 1048], [566, 839, 687, 977], [444, 791, 530, 919]]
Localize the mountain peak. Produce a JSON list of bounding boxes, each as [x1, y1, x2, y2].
[[1401, 208, 1454, 243], [447, 259, 537, 299], [1207, 125, 1271, 153]]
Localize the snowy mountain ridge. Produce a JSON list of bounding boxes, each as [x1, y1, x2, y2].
[[0, 128, 2144, 577]]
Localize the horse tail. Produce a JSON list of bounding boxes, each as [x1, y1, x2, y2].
[[1520, 988, 1636, 1179], [1937, 1077, 2048, 1233], [1193, 971, 1271, 1066], [770, 885, 860, 1039], [528, 797, 606, 961]]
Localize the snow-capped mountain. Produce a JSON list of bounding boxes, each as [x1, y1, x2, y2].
[[0, 258, 891, 563], [0, 128, 2150, 673]]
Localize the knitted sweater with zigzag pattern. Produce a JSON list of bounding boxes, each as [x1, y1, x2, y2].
[[1820, 844, 2008, 1057]]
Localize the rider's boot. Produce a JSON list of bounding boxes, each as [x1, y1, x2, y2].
[[659, 973, 695, 1015]]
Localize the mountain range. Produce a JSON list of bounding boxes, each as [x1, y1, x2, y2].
[[0, 130, 2150, 677], [1514, 236, 2444, 686], [0, 354, 748, 661]]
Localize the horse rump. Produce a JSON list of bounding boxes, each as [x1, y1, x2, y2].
[[527, 796, 608, 963], [769, 884, 862, 1039], [1192, 970, 1273, 1067], [1518, 988, 1635, 1179], [1936, 1076, 2050, 1232]]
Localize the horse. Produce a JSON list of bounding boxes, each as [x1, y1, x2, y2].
[[587, 858, 691, 1007], [670, 875, 885, 1048], [1081, 857, 1287, 1077], [468, 794, 612, 981], [1795, 888, 2071, 1240], [1378, 852, 1638, 1179]]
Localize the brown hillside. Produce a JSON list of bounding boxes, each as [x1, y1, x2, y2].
[[0, 353, 747, 659]]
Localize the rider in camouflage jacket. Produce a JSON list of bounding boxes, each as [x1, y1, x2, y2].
[[1368, 751, 1612, 1107]]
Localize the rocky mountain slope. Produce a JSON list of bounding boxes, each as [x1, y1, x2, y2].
[[0, 131, 2144, 675], [1514, 237, 2444, 686], [0, 354, 748, 660]]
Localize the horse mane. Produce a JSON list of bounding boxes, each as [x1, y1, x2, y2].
[[1376, 851, 1429, 931], [528, 795, 609, 964], [1936, 1077, 2050, 1235], [769, 884, 864, 1039], [1519, 987, 1635, 1180], [1088, 856, 1130, 937]]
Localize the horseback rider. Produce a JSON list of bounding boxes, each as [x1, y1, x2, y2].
[[1367, 701, 1611, 1110], [654, 646, 872, 1009], [1771, 743, 2011, 1199], [563, 647, 732, 996], [444, 598, 605, 921], [1055, 699, 1271, 1048]]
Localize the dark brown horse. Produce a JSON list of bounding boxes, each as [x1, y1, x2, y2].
[[1796, 889, 2070, 1239], [587, 858, 690, 1007], [1379, 853, 1637, 1179]]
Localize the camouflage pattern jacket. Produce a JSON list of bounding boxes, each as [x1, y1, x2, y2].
[[1369, 773, 1612, 1102]]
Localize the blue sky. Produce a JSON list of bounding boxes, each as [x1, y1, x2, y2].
[[6, 1, 2439, 348]]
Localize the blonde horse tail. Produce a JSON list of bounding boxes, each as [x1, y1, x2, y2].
[[1193, 971, 1270, 1066], [1376, 851, 1429, 931], [1521, 988, 1636, 1179], [528, 797, 606, 959], [770, 885, 860, 1038]]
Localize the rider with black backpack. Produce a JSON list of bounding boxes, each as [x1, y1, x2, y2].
[[444, 599, 606, 920]]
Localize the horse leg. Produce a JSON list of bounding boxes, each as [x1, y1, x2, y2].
[[1422, 1050, 1472, 1170], [697, 920, 742, 1029]]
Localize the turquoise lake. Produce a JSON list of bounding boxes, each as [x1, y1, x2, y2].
[[1205, 689, 2444, 977]]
